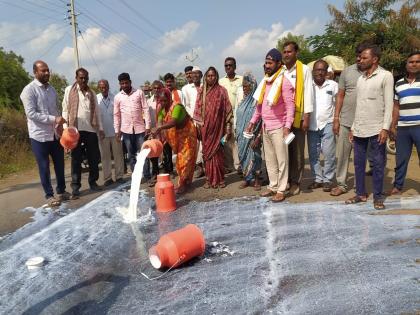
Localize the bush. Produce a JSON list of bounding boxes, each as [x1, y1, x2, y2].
[[0, 107, 34, 177]]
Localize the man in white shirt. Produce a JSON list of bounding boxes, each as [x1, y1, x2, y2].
[[97, 80, 124, 186], [307, 60, 338, 192], [282, 41, 314, 195], [219, 57, 243, 173], [62, 68, 104, 198]]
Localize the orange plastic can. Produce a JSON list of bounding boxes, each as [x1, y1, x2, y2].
[[60, 127, 80, 150], [154, 174, 176, 213], [142, 139, 163, 158], [149, 224, 206, 269]]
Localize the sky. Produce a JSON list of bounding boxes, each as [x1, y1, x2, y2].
[[0, 0, 345, 91]]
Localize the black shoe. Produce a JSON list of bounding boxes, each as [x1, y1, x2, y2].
[[323, 182, 332, 192], [90, 183, 102, 191], [103, 179, 114, 187], [71, 189, 80, 200]]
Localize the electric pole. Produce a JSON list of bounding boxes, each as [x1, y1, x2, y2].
[[68, 0, 80, 69]]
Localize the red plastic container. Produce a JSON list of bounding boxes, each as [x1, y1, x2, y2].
[[149, 224, 206, 269], [142, 139, 163, 158], [60, 127, 79, 150], [154, 174, 176, 213]]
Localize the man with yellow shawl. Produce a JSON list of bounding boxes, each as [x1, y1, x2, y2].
[[246, 48, 295, 202], [282, 41, 314, 196]]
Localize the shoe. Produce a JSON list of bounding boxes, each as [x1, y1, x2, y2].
[[90, 183, 102, 191], [322, 182, 332, 192], [57, 191, 71, 201], [104, 179, 114, 187], [47, 196, 61, 207], [71, 189, 80, 200], [261, 190, 275, 197], [307, 182, 323, 190], [115, 178, 125, 184], [289, 184, 301, 195], [271, 192, 286, 203], [330, 187, 346, 196]]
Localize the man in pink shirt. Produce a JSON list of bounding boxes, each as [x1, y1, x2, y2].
[[114, 72, 151, 172], [246, 48, 295, 202]]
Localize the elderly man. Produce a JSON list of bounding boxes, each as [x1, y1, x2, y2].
[[346, 45, 394, 210], [97, 80, 124, 186], [389, 51, 420, 195], [63, 68, 104, 198], [282, 41, 314, 196], [307, 60, 338, 192], [246, 48, 295, 202], [114, 72, 151, 174], [20, 60, 69, 207], [219, 57, 243, 173]]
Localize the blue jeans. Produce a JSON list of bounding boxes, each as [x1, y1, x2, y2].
[[354, 135, 386, 200], [30, 138, 66, 199], [394, 125, 420, 190], [307, 123, 336, 183], [122, 132, 145, 172]]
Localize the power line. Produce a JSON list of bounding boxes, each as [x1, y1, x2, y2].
[[120, 0, 165, 35], [78, 28, 103, 78], [39, 31, 69, 58], [19, 0, 64, 16], [0, 0, 65, 21]]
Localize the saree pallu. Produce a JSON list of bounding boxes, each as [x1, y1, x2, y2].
[[164, 106, 197, 186], [236, 96, 262, 182], [194, 85, 232, 186]]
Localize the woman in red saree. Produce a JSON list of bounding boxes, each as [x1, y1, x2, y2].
[[193, 67, 233, 188], [152, 88, 197, 194]]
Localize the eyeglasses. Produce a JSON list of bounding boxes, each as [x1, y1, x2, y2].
[[224, 64, 234, 68]]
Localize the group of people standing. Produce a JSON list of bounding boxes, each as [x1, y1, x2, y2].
[[21, 41, 419, 209]]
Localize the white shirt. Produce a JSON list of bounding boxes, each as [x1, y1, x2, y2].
[[62, 85, 103, 133], [97, 93, 115, 137], [20, 79, 59, 142], [182, 83, 200, 117], [283, 62, 314, 115], [148, 95, 157, 128], [309, 79, 338, 131]]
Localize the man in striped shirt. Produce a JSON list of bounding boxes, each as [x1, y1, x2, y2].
[[389, 51, 420, 195]]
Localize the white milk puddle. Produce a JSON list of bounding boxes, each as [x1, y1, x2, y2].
[[117, 148, 151, 223]]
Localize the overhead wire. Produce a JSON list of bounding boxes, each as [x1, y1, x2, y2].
[[39, 31, 69, 58], [0, 0, 65, 22], [78, 28, 103, 78]]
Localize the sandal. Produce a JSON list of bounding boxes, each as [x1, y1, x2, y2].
[[373, 200, 385, 210], [47, 196, 61, 207], [345, 195, 367, 204], [175, 185, 187, 194], [271, 192, 286, 203], [219, 182, 226, 189], [261, 190, 275, 197], [330, 187, 346, 196], [239, 181, 249, 189], [203, 182, 211, 189]]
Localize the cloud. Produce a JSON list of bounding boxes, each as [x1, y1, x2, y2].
[[29, 24, 66, 51], [221, 17, 322, 79], [58, 27, 128, 63], [159, 21, 199, 54]]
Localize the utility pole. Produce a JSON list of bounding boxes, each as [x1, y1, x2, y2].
[[68, 0, 80, 69], [185, 49, 198, 64]]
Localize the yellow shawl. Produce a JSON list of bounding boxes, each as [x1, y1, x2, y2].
[[292, 60, 304, 128]]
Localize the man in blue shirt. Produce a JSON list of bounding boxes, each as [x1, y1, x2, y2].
[[20, 60, 69, 207]]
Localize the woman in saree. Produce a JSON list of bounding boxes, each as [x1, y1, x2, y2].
[[193, 66, 233, 189], [235, 72, 263, 190], [151, 88, 197, 194]]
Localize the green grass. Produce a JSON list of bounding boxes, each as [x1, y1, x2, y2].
[[0, 107, 35, 178]]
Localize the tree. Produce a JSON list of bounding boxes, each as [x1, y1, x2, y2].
[[277, 33, 315, 64], [49, 73, 68, 111], [88, 81, 100, 94], [0, 48, 31, 110], [308, 0, 420, 74]]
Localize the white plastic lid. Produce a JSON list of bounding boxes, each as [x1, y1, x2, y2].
[[149, 254, 162, 269], [25, 256, 45, 270]]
